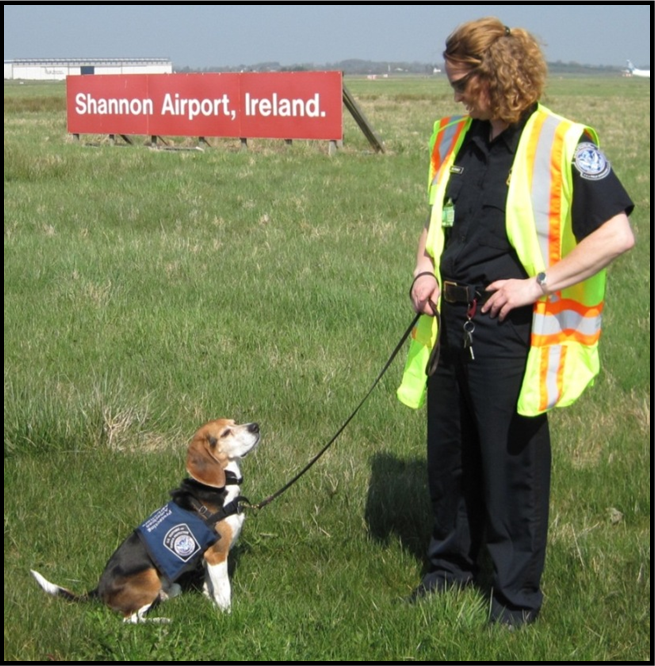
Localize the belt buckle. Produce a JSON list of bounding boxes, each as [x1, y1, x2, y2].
[[443, 281, 477, 304], [443, 280, 459, 304]]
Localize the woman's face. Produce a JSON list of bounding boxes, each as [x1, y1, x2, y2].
[[445, 59, 491, 120]]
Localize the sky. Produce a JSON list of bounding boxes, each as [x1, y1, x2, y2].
[[4, 5, 651, 70]]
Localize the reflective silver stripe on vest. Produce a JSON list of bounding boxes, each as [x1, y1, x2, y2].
[[531, 115, 568, 409], [530, 113, 561, 265], [533, 309, 601, 339], [545, 345, 563, 409]]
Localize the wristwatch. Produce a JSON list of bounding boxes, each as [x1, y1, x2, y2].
[[536, 271, 548, 293]]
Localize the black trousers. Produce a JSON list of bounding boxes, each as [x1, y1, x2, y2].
[[424, 329, 551, 623]]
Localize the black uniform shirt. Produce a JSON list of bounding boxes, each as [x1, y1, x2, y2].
[[437, 106, 634, 358]]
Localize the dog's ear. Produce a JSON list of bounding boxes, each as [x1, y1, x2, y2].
[[186, 434, 227, 488]]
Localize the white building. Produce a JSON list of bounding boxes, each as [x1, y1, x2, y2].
[[4, 58, 172, 81]]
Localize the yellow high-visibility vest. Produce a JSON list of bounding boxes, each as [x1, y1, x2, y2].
[[397, 105, 604, 416]]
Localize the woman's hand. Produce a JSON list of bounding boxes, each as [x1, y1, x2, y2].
[[481, 278, 541, 321], [482, 212, 634, 322], [411, 272, 440, 315]]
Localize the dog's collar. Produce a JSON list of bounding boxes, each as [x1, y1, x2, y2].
[[181, 473, 242, 492], [224, 470, 243, 486], [174, 473, 246, 525]]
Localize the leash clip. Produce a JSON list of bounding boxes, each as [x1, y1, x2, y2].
[[237, 497, 260, 513]]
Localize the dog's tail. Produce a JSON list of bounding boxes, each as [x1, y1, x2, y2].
[[30, 569, 95, 603]]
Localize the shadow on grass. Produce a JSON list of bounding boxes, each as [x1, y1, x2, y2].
[[365, 453, 507, 599], [366, 453, 503, 595], [365, 452, 432, 565]]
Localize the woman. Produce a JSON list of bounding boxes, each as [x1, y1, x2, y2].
[[397, 17, 634, 627]]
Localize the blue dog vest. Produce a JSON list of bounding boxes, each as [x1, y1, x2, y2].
[[136, 502, 219, 582]]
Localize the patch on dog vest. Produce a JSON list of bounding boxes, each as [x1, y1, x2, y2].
[[136, 502, 219, 582]]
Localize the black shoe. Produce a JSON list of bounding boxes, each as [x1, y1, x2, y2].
[[405, 582, 435, 604], [489, 608, 538, 629], [405, 576, 468, 604]]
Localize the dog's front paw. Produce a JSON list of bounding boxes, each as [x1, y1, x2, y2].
[[203, 577, 231, 612], [214, 596, 232, 613], [205, 561, 232, 612], [211, 581, 232, 613]]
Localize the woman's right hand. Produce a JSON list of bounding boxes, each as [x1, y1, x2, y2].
[[410, 272, 440, 315]]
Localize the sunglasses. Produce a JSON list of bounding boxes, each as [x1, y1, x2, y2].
[[450, 69, 477, 94]]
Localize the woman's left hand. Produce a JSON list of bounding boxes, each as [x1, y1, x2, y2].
[[482, 212, 635, 322], [481, 278, 542, 321]]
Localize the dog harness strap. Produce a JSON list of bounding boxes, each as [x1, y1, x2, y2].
[[136, 501, 219, 582], [190, 495, 250, 525]]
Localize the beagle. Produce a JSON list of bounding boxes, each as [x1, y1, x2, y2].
[[31, 418, 260, 622]]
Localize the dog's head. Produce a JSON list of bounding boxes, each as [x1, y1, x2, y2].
[[186, 419, 260, 488]]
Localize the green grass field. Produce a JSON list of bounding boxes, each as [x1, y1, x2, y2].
[[4, 75, 650, 661]]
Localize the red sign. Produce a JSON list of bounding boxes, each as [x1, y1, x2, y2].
[[66, 72, 343, 140]]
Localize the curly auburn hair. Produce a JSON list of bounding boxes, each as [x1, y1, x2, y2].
[[443, 17, 547, 124]]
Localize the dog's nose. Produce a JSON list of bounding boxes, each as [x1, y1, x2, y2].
[[248, 422, 260, 434]]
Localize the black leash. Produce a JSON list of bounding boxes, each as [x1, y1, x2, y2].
[[248, 303, 440, 512]]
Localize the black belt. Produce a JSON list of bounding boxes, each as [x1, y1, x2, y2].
[[442, 280, 490, 304]]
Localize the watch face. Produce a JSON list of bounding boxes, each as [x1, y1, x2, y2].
[[537, 272, 547, 287]]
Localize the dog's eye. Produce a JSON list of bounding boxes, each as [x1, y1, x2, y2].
[[208, 436, 218, 448], [220, 429, 232, 438]]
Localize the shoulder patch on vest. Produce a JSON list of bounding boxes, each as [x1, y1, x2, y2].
[[573, 142, 611, 180]]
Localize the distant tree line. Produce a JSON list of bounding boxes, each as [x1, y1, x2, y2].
[[174, 59, 624, 76]]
